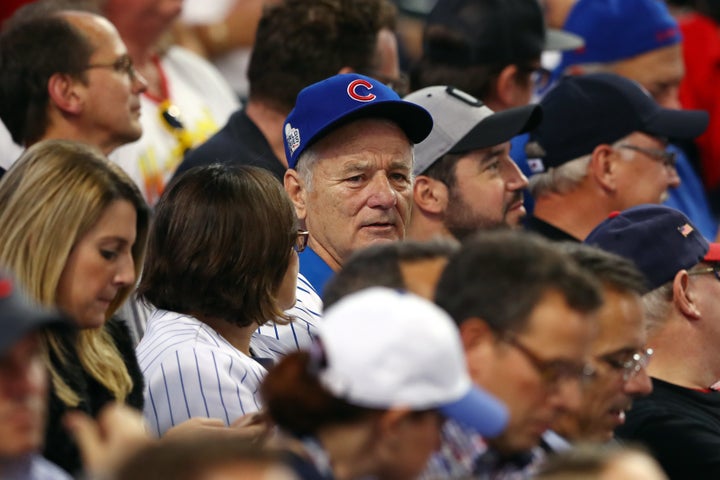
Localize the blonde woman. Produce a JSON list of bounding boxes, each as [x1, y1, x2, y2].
[[0, 139, 150, 475]]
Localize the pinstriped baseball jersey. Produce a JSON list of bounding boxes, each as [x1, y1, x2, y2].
[[136, 309, 270, 437], [256, 272, 323, 350]]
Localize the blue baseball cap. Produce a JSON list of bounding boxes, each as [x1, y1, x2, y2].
[[525, 73, 708, 172], [584, 205, 720, 290], [559, 0, 681, 72], [283, 73, 433, 169]]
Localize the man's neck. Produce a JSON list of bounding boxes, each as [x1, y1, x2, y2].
[[406, 208, 454, 242], [532, 191, 611, 241], [245, 99, 290, 167], [39, 126, 118, 156]]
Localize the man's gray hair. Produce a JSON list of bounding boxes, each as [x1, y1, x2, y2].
[[642, 282, 674, 336]]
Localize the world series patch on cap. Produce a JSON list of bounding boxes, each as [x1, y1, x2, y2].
[[283, 73, 433, 169]]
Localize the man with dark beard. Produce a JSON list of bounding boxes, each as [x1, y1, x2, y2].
[[405, 85, 542, 241]]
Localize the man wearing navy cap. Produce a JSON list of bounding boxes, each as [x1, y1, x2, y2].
[[255, 73, 433, 350], [544, 0, 719, 241], [525, 73, 707, 241], [0, 272, 70, 479], [585, 205, 720, 479], [412, 0, 583, 112]]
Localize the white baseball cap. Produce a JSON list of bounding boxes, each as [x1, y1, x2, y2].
[[315, 287, 508, 437]]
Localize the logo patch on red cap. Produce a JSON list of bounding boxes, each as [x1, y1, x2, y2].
[[0, 278, 13, 299], [347, 79, 376, 103]]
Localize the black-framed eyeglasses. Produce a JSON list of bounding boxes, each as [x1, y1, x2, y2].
[[596, 348, 653, 382], [517, 64, 552, 92], [85, 54, 138, 81], [502, 332, 595, 387], [689, 264, 720, 281], [294, 230, 309, 253], [618, 144, 677, 169]]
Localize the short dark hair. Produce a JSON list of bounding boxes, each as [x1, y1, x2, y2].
[[557, 243, 649, 296], [435, 231, 602, 332], [0, 8, 94, 145], [116, 436, 287, 480], [247, 0, 396, 111], [322, 239, 459, 309], [262, 351, 381, 437], [139, 165, 297, 327]]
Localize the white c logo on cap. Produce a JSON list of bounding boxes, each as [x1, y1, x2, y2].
[[347, 79, 376, 102]]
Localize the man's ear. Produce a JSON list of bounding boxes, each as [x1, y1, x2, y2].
[[587, 144, 618, 193], [47, 72, 84, 115], [673, 270, 701, 320], [284, 169, 307, 223], [459, 317, 496, 384], [494, 64, 528, 108], [413, 175, 448, 215]]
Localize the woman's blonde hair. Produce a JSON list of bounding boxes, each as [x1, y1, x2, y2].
[[0, 139, 149, 406]]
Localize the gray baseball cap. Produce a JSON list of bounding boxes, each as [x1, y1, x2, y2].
[[405, 86, 543, 175]]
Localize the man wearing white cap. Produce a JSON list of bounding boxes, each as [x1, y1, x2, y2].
[[405, 86, 542, 240], [262, 287, 508, 480]]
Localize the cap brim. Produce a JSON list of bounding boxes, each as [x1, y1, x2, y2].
[[644, 108, 709, 140], [310, 100, 433, 149], [438, 385, 509, 438], [545, 29, 584, 52], [705, 243, 720, 262], [451, 104, 543, 153]]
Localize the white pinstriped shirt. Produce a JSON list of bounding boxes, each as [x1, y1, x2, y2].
[[136, 309, 283, 437], [256, 272, 323, 350]]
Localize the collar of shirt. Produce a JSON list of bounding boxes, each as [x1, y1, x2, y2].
[[298, 246, 334, 297]]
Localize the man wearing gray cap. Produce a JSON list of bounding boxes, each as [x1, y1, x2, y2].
[[0, 272, 70, 479], [405, 86, 542, 241]]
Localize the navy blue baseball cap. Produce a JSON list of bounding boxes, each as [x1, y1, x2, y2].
[[424, 0, 584, 66], [0, 271, 70, 355], [559, 0, 681, 72], [284, 73, 433, 169], [584, 205, 720, 290], [525, 73, 708, 172]]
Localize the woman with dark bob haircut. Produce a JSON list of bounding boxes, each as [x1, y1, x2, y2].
[[136, 164, 301, 436]]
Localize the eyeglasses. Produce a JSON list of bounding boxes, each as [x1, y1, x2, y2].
[[502, 332, 595, 387], [689, 264, 720, 281], [517, 64, 552, 92], [85, 54, 139, 82], [596, 348, 653, 382], [618, 144, 677, 169], [294, 230, 309, 253]]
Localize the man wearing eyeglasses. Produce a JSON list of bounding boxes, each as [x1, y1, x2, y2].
[[0, 7, 147, 172], [524, 73, 708, 242], [585, 204, 720, 479], [422, 230, 602, 479], [540, 243, 652, 453]]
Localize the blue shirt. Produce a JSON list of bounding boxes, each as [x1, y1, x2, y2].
[[298, 247, 334, 297]]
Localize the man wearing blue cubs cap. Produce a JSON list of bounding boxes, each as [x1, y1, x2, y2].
[[524, 73, 707, 242], [255, 73, 432, 350], [584, 205, 720, 479]]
